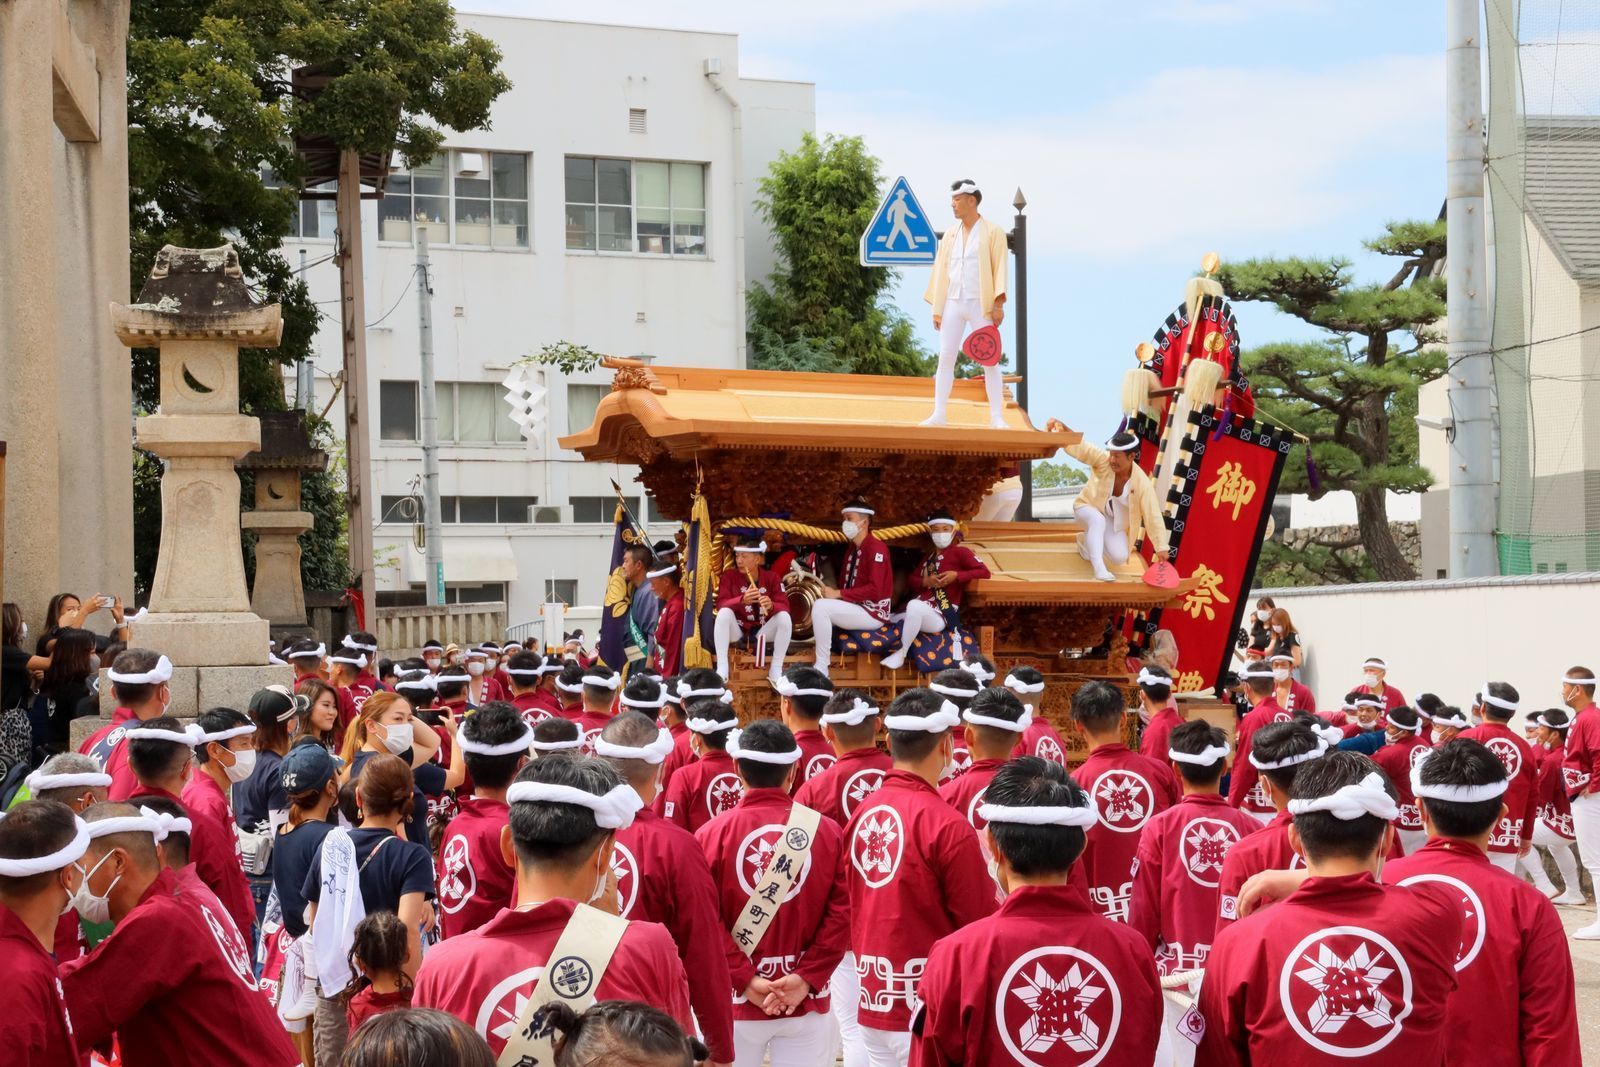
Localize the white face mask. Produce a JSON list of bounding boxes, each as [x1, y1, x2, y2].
[[931, 531, 954, 550], [1430, 727, 1445, 745], [485, 657, 499, 670], [424, 655, 441, 669], [1271, 625, 1285, 635], [1363, 672, 1380, 688], [376, 720, 412, 756], [1272, 668, 1291, 683], [69, 852, 120, 925], [467, 661, 486, 677], [1137, 703, 1152, 725], [1255, 610, 1270, 623], [222, 746, 257, 784], [841, 521, 862, 541], [590, 857, 609, 903]]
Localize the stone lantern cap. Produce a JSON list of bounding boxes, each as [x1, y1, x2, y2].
[[239, 411, 329, 473], [111, 243, 283, 347]]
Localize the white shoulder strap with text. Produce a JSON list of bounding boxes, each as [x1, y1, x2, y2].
[[731, 802, 823, 958], [496, 902, 629, 1067]]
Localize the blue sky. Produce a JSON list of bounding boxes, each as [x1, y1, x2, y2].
[[463, 0, 1447, 433]]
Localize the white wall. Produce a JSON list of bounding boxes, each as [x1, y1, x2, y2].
[[1254, 572, 1599, 723]]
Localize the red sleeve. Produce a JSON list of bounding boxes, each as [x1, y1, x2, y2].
[[1194, 938, 1249, 1067], [793, 834, 852, 992], [1227, 736, 1258, 809], [661, 772, 692, 831], [908, 559, 927, 594], [910, 936, 963, 1067], [62, 906, 187, 1052], [953, 545, 990, 583], [1562, 719, 1596, 797], [1296, 684, 1317, 714], [661, 845, 736, 1063], [715, 570, 745, 611], [654, 601, 683, 677], [1519, 896, 1582, 1067], [336, 686, 358, 730], [1128, 824, 1162, 952], [938, 818, 1000, 930], [190, 816, 254, 940], [767, 572, 790, 615]]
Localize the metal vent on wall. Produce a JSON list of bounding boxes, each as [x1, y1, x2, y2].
[[629, 108, 647, 134]]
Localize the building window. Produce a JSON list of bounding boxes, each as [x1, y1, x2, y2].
[[379, 380, 522, 445], [645, 495, 668, 522], [566, 384, 610, 435], [545, 578, 578, 605], [380, 381, 419, 441], [564, 157, 706, 256], [570, 496, 613, 524], [377, 495, 537, 524], [261, 168, 339, 240], [380, 150, 529, 248], [449, 582, 506, 605]]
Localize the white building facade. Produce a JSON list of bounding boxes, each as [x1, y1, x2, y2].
[[281, 15, 814, 627]]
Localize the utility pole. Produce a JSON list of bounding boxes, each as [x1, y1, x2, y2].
[[415, 227, 445, 606], [1010, 189, 1032, 522], [1445, 0, 1497, 576], [336, 150, 377, 622]]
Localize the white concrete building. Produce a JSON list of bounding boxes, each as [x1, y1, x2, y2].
[[279, 15, 814, 626]]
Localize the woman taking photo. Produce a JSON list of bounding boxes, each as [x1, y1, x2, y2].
[[340, 692, 464, 853], [296, 677, 344, 749], [35, 591, 129, 655]]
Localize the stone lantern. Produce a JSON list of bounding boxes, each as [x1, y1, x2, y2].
[[239, 410, 328, 631], [110, 244, 287, 711]]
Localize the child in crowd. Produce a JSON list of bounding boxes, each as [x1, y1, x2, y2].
[[343, 912, 414, 1031]]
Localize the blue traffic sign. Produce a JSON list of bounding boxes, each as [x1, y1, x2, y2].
[[859, 175, 938, 266]]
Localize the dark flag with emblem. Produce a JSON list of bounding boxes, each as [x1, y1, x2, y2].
[[598, 492, 651, 671]]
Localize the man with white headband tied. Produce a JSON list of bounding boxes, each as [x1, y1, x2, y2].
[[648, 560, 687, 678], [1070, 680, 1177, 924], [78, 646, 174, 801], [1133, 664, 1182, 764], [920, 178, 1009, 429], [807, 499, 894, 680], [998, 665, 1068, 767], [327, 645, 372, 726], [413, 757, 694, 1061], [1129, 720, 1261, 980], [1270, 651, 1317, 717], [436, 704, 530, 939], [1369, 706, 1432, 854], [574, 663, 624, 754], [462, 646, 507, 707], [341, 630, 383, 698], [715, 536, 794, 686], [598, 711, 736, 1066], [881, 510, 990, 673], [504, 649, 561, 726], [183, 706, 260, 955], [1354, 655, 1406, 714], [1043, 418, 1171, 583], [1458, 681, 1541, 872], [771, 665, 837, 790], [913, 757, 1162, 1067], [1197, 751, 1462, 1066], [844, 689, 996, 1065], [1556, 666, 1600, 938], [59, 803, 300, 1067], [1523, 707, 1587, 906], [659, 689, 744, 833], [939, 686, 1030, 830], [1227, 662, 1293, 823], [697, 720, 849, 1067], [0, 799, 89, 1064], [1216, 720, 1327, 925], [20, 757, 110, 969], [795, 688, 892, 830]]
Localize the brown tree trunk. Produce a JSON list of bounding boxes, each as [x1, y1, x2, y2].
[[1356, 486, 1415, 581]]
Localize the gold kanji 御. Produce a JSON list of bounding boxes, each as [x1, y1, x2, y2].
[[1205, 461, 1257, 521]]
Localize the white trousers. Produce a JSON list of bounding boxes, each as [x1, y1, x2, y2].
[[831, 953, 867, 1067], [894, 598, 947, 655], [734, 1012, 834, 1067], [976, 476, 1022, 522], [862, 1025, 912, 1067], [1488, 851, 1518, 873], [1397, 828, 1429, 857], [1519, 821, 1582, 895], [714, 608, 793, 678], [931, 297, 1003, 423], [1075, 504, 1129, 579], [1245, 809, 1274, 826], [1572, 793, 1600, 920], [810, 600, 884, 672]]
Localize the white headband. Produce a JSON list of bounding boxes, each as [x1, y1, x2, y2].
[[1362, 659, 1387, 670], [0, 817, 90, 876], [841, 505, 875, 516], [733, 544, 765, 554], [1106, 436, 1139, 453], [329, 652, 368, 668], [582, 674, 622, 691], [395, 674, 438, 693], [959, 662, 996, 683], [465, 650, 488, 660], [927, 517, 958, 528], [1431, 708, 1470, 728], [457, 727, 534, 758], [1249, 737, 1328, 771], [1313, 723, 1344, 746], [951, 180, 979, 196], [505, 781, 643, 829], [1562, 675, 1596, 686], [1239, 665, 1276, 681], [1352, 696, 1383, 710], [773, 677, 834, 699], [1543, 715, 1572, 731], [1005, 674, 1046, 695], [619, 692, 668, 711], [929, 682, 980, 699], [1169, 744, 1230, 766], [1286, 772, 1399, 822], [645, 565, 678, 579], [1391, 716, 1425, 735], [25, 769, 112, 793], [342, 636, 378, 653], [686, 716, 738, 735], [963, 706, 1033, 733], [884, 703, 962, 733], [87, 805, 191, 843], [977, 802, 1098, 828], [726, 729, 802, 765], [1135, 669, 1170, 689], [555, 679, 586, 694], [123, 723, 206, 746], [677, 682, 727, 700], [821, 697, 879, 727], [286, 644, 326, 661], [530, 737, 585, 753], [1410, 751, 1510, 803], [593, 730, 676, 764], [107, 654, 175, 685], [198, 723, 257, 744], [1478, 687, 1518, 712]]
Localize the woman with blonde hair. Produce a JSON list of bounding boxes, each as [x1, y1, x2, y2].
[[340, 691, 464, 853], [1266, 606, 1304, 670]]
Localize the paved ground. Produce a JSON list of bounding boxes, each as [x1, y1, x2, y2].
[[1558, 904, 1600, 1061]]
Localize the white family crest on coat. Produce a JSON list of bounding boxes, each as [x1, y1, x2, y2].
[[995, 944, 1124, 1067], [805, 752, 836, 780], [1090, 770, 1155, 833], [706, 772, 745, 819], [200, 902, 256, 989], [1279, 925, 1415, 1058], [1177, 818, 1244, 888], [1393, 873, 1485, 972], [737, 823, 815, 902], [851, 804, 904, 888], [1035, 735, 1065, 766], [438, 834, 477, 915], [611, 842, 640, 918], [841, 768, 887, 820], [1483, 736, 1523, 778]]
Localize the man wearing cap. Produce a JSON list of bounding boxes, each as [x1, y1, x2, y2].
[[438, 705, 530, 939], [844, 688, 997, 1065], [78, 647, 174, 801], [921, 178, 1009, 429], [1269, 652, 1317, 715], [1557, 667, 1600, 938], [660, 691, 743, 833], [882, 511, 990, 673], [1196, 752, 1462, 1066], [1458, 681, 1540, 872], [597, 711, 736, 1066], [809, 501, 893, 679], [698, 720, 850, 1067], [1370, 706, 1432, 855], [1044, 418, 1170, 583], [714, 536, 793, 685], [912, 757, 1162, 1067], [940, 687, 1031, 831], [0, 799, 87, 1065], [1355, 656, 1407, 713], [1130, 721, 1260, 979], [1522, 708, 1587, 905], [1001, 666, 1069, 767], [649, 560, 687, 678], [1226, 663, 1292, 823], [60, 803, 300, 1067], [412, 757, 694, 1060]]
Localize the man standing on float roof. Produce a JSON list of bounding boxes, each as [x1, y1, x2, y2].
[[921, 179, 1008, 429]]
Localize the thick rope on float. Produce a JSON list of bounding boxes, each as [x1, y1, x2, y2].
[[717, 518, 936, 543]]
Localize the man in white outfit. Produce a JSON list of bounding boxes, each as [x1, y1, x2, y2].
[[1044, 419, 1170, 582], [921, 179, 1008, 429]]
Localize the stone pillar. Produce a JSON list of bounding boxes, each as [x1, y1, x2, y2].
[[239, 411, 328, 627]]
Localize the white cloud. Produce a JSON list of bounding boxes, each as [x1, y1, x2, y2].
[[820, 52, 1443, 260]]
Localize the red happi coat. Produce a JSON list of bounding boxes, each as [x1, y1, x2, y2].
[[844, 769, 998, 1031], [939, 756, 1005, 829], [1370, 733, 1432, 834], [1537, 744, 1576, 839], [335, 684, 360, 731], [1216, 810, 1300, 928], [79, 708, 140, 801], [555, 697, 584, 723], [1073, 743, 1178, 922], [1561, 705, 1600, 798], [161, 780, 256, 941], [1227, 698, 1293, 817], [1385, 838, 1580, 1067], [0, 904, 78, 1067], [1129, 792, 1263, 977], [1457, 722, 1541, 855], [715, 565, 791, 636], [411, 900, 693, 1059], [659, 747, 745, 833], [658, 722, 696, 794], [1138, 706, 1183, 764], [1358, 683, 1407, 712], [912, 883, 1162, 1067], [1013, 715, 1070, 766], [613, 807, 737, 1064], [437, 796, 514, 940], [1196, 872, 1461, 1067], [1276, 682, 1317, 716], [696, 788, 852, 1021], [654, 591, 685, 677], [510, 688, 557, 727], [575, 709, 615, 755], [907, 542, 990, 608], [60, 870, 298, 1067], [791, 728, 836, 791], [838, 534, 893, 623], [794, 746, 893, 828]]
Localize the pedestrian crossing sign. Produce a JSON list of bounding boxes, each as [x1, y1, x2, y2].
[[859, 175, 938, 266]]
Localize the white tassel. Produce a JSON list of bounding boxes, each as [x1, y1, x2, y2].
[[1182, 358, 1222, 407], [1120, 368, 1160, 417]]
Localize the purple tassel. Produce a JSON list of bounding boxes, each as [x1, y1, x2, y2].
[[1305, 448, 1322, 494], [1210, 394, 1234, 442], [1116, 415, 1129, 436]]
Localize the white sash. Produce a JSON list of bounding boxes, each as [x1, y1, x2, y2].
[[495, 903, 629, 1067], [310, 827, 365, 994], [731, 803, 823, 959]]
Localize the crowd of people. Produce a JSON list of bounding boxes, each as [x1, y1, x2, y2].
[[0, 606, 1594, 1066]]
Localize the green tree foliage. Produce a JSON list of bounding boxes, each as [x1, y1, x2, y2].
[[1220, 220, 1446, 583], [748, 133, 931, 376], [127, 0, 509, 595], [1030, 461, 1087, 490]]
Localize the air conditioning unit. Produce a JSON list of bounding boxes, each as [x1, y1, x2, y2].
[[456, 151, 485, 175], [533, 505, 568, 524]]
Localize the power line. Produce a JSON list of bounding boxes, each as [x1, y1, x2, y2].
[[365, 266, 421, 329]]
